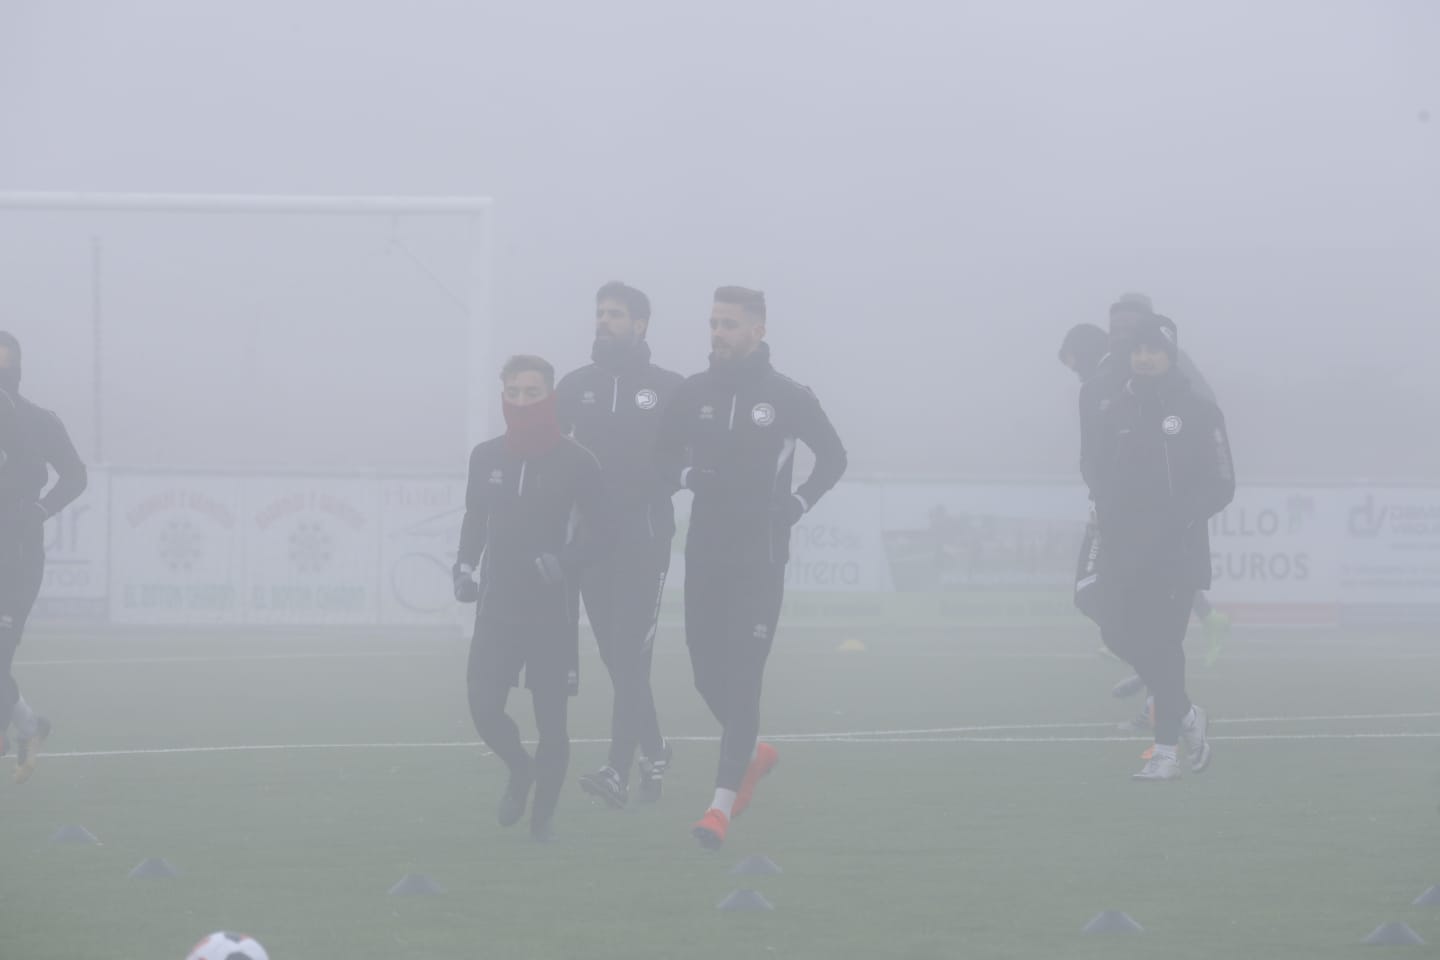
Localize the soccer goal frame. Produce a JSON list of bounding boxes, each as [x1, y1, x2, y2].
[[0, 191, 496, 460]]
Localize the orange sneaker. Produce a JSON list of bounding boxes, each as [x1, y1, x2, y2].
[[692, 808, 730, 850], [732, 742, 780, 820]]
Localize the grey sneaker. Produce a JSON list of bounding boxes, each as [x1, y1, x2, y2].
[[14, 716, 50, 785], [636, 741, 672, 804], [578, 766, 628, 809], [498, 760, 534, 828], [1111, 674, 1145, 699], [1131, 752, 1182, 782], [1181, 705, 1212, 773], [1117, 697, 1154, 734]]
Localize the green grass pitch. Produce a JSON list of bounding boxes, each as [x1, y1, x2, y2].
[[2, 624, 1437, 959]]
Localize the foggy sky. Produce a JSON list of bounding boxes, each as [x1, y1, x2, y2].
[[1, 1, 1436, 478]]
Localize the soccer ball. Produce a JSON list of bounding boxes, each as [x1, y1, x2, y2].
[[186, 931, 269, 960]]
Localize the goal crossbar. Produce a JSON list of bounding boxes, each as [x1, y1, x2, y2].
[[0, 192, 492, 216]]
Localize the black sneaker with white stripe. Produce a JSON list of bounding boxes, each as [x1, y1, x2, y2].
[[636, 741, 672, 804], [578, 765, 628, 809]]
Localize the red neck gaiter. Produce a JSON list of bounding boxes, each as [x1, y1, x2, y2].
[[503, 392, 563, 457]]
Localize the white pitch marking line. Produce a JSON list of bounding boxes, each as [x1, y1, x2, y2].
[[769, 711, 1440, 740], [43, 711, 1440, 759], [19, 651, 451, 667], [806, 742, 1440, 748]]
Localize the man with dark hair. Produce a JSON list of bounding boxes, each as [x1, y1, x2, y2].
[[0, 332, 88, 783], [556, 283, 684, 808], [1058, 323, 1109, 385], [1090, 314, 1234, 780], [453, 354, 612, 841], [657, 286, 848, 849]]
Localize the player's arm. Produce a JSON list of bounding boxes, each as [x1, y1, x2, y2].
[[791, 386, 848, 514], [654, 377, 694, 493], [453, 445, 489, 601], [1078, 382, 1101, 494], [38, 410, 88, 519], [554, 370, 581, 436], [563, 448, 617, 573], [0, 386, 17, 473], [1172, 404, 1235, 534]]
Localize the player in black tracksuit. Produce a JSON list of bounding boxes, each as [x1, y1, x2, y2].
[[1072, 297, 1232, 732], [656, 287, 848, 849], [1059, 323, 1111, 625], [1089, 315, 1234, 781], [0, 332, 88, 783], [556, 282, 684, 808], [453, 355, 611, 841]]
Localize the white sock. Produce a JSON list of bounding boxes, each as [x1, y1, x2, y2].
[[1153, 744, 1178, 761], [710, 788, 737, 818], [10, 697, 39, 738]]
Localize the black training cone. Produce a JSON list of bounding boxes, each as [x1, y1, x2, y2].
[[1414, 885, 1440, 907], [50, 825, 99, 845], [388, 873, 445, 896], [1082, 911, 1143, 935], [731, 855, 783, 877], [1364, 922, 1425, 946], [718, 889, 774, 912], [127, 858, 179, 879]]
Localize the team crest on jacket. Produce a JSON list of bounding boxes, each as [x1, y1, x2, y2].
[[1162, 415, 1183, 436], [635, 388, 658, 410], [489, 468, 504, 486], [699, 404, 715, 421], [751, 403, 776, 427], [581, 391, 597, 406]]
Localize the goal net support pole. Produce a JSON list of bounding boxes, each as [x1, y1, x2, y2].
[[0, 191, 496, 456]]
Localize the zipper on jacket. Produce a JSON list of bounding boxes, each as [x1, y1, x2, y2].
[[611, 376, 620, 414], [517, 460, 528, 496], [727, 394, 738, 430]]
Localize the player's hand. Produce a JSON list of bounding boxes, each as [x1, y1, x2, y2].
[[453, 565, 480, 603], [773, 492, 807, 527], [683, 468, 720, 495], [534, 552, 566, 586]]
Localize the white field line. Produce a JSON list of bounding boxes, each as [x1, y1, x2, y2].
[[20, 649, 1440, 667], [771, 712, 1440, 740], [19, 652, 453, 667], [42, 711, 1440, 760]]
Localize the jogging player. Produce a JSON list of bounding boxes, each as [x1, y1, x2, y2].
[[1089, 315, 1234, 780], [0, 332, 88, 783], [453, 355, 612, 841], [1079, 296, 1233, 738], [1104, 295, 1232, 661], [1060, 322, 1147, 697], [656, 286, 848, 849], [556, 282, 684, 807]]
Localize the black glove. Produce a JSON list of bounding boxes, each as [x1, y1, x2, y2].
[[774, 492, 807, 528], [453, 564, 480, 604], [534, 552, 567, 586], [683, 468, 720, 495]]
